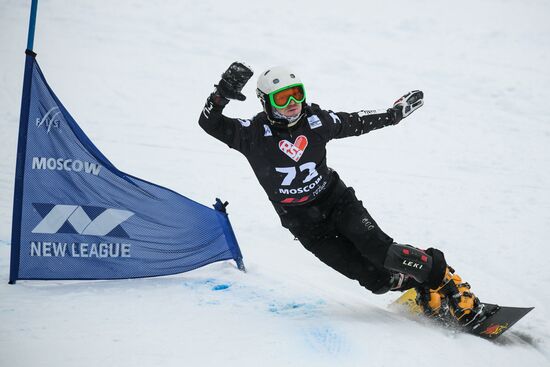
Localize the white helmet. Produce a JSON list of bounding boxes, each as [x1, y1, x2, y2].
[[256, 66, 306, 126]]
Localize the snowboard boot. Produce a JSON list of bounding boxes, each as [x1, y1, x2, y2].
[[417, 266, 482, 325]]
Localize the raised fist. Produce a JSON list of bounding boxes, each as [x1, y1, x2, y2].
[[215, 62, 254, 101]]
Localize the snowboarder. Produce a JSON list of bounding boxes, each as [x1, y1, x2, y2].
[[199, 62, 481, 324]]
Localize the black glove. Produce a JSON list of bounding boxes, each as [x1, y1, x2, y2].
[[215, 62, 254, 101], [387, 90, 424, 124]]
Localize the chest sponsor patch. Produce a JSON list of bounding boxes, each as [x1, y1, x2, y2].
[[307, 115, 322, 129], [279, 135, 308, 162]]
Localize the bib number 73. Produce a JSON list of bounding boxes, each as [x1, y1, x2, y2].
[[275, 162, 318, 186]]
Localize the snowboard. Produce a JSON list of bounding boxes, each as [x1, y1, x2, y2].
[[391, 288, 534, 340]]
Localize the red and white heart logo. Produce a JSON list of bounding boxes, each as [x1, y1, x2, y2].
[[279, 135, 308, 162]]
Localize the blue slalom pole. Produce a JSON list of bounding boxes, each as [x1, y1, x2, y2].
[[27, 0, 39, 51], [9, 0, 39, 284], [214, 199, 246, 272]]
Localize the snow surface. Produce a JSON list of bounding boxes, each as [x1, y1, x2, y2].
[[1, 0, 550, 366]]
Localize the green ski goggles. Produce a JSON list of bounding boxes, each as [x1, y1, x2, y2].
[[268, 83, 306, 109]]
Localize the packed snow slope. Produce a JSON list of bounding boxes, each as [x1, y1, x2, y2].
[[1, 0, 549, 366]]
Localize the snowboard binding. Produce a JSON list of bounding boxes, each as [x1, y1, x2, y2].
[[415, 266, 484, 327], [392, 266, 534, 340]]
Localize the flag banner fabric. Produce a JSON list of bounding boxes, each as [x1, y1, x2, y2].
[[9, 53, 244, 282]]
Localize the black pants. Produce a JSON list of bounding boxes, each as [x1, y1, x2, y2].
[[273, 173, 395, 293]]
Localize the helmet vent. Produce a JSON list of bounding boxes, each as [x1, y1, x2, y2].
[[290, 74, 295, 78], [273, 78, 280, 84]]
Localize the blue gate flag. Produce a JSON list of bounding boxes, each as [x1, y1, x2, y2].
[[9, 52, 244, 283]]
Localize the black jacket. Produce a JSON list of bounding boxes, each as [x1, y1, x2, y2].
[[199, 96, 397, 205]]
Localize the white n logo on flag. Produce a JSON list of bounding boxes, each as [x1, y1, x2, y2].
[[32, 204, 134, 238]]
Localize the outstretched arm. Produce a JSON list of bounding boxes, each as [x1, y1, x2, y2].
[[328, 90, 424, 139], [198, 62, 254, 152]]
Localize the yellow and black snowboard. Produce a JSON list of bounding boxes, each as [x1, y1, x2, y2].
[[391, 288, 534, 340]]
